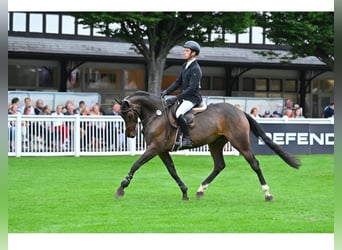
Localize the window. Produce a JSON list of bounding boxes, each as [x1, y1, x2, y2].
[[8, 60, 59, 89], [255, 79, 267, 91], [251, 26, 263, 44], [284, 80, 297, 92], [242, 78, 254, 91], [212, 77, 225, 90], [12, 13, 26, 32], [46, 14, 59, 34], [62, 15, 75, 35], [269, 79, 281, 91], [200, 76, 210, 90], [29, 13, 43, 33], [77, 23, 91, 36]]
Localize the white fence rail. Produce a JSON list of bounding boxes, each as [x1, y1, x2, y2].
[[8, 115, 239, 157]]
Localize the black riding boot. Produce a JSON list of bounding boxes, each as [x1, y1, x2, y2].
[[177, 115, 193, 147]]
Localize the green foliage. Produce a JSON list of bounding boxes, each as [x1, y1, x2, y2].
[[257, 12, 334, 68], [8, 155, 333, 233]]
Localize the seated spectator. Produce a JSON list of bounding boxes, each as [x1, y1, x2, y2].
[[262, 110, 271, 118], [105, 103, 124, 150], [75, 100, 85, 114], [323, 102, 334, 118], [9, 97, 21, 113], [20, 97, 35, 115], [34, 98, 44, 115], [284, 108, 293, 119], [64, 103, 77, 115], [90, 104, 105, 150], [8, 104, 22, 152], [250, 107, 260, 120], [293, 107, 305, 118], [80, 106, 92, 150], [40, 105, 54, 151], [272, 111, 282, 118], [52, 104, 69, 150]]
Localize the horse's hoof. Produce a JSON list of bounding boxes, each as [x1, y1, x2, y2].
[[196, 191, 204, 199], [265, 195, 274, 201], [115, 188, 125, 199], [182, 195, 190, 201]]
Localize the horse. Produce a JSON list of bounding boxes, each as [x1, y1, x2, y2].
[[114, 91, 300, 201]]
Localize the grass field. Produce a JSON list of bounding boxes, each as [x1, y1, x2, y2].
[[8, 154, 334, 233]]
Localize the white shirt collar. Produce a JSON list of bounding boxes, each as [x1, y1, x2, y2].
[[185, 58, 196, 69]]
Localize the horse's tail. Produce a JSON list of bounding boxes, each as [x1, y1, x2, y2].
[[244, 113, 301, 169]]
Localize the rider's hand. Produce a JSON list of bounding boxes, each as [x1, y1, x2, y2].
[[166, 97, 177, 106], [160, 91, 167, 98]]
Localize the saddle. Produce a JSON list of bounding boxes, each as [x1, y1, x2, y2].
[[168, 101, 207, 129]]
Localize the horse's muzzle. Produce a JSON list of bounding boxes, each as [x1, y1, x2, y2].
[[125, 129, 136, 138]]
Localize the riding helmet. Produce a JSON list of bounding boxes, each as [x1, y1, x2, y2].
[[184, 41, 200, 55]]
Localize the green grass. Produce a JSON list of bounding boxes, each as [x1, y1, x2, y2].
[[8, 154, 334, 233]]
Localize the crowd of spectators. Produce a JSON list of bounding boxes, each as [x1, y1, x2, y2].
[[8, 96, 123, 152], [8, 96, 334, 152], [248, 99, 311, 120]]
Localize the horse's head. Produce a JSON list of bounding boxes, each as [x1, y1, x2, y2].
[[118, 98, 139, 138]]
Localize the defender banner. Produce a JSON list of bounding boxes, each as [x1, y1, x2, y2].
[[250, 123, 334, 154]]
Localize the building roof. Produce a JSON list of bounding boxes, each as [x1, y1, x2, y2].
[[8, 36, 327, 68]]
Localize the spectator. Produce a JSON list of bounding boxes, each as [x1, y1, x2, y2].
[[9, 97, 21, 113], [106, 103, 121, 116], [250, 107, 260, 120], [52, 104, 69, 150], [75, 100, 85, 114], [80, 106, 92, 150], [262, 110, 271, 118], [272, 111, 282, 118], [63, 99, 75, 113], [8, 104, 22, 151], [106, 103, 124, 150], [293, 107, 305, 118], [323, 102, 334, 118], [90, 104, 104, 150], [20, 97, 35, 115], [64, 103, 77, 115], [40, 105, 54, 151], [34, 98, 44, 115], [283, 99, 294, 115], [284, 108, 293, 119], [21, 106, 33, 149]]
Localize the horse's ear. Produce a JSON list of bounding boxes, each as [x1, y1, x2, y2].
[[121, 99, 131, 109], [114, 97, 122, 105]]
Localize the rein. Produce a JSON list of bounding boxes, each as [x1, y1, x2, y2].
[[160, 97, 171, 144]]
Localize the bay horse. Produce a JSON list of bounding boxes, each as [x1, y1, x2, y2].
[[115, 91, 300, 201]]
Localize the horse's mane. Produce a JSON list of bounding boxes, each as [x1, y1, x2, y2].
[[130, 90, 157, 98]]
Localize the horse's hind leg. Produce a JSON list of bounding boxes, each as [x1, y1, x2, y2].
[[239, 149, 273, 201], [159, 152, 189, 200], [196, 138, 227, 199]]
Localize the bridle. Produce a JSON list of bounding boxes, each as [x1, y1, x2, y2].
[[120, 104, 140, 132]]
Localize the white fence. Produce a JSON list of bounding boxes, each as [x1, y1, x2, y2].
[[8, 115, 239, 157]]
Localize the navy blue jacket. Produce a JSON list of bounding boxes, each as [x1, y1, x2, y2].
[[165, 60, 202, 105]]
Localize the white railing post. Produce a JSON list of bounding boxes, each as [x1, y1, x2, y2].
[[15, 115, 22, 157], [127, 138, 136, 155], [74, 115, 81, 157]]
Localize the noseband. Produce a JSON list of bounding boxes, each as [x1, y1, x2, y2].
[[120, 105, 140, 132]]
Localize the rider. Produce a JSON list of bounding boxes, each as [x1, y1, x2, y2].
[[161, 40, 203, 147]]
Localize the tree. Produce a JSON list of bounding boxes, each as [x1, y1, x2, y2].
[[71, 12, 255, 94], [256, 12, 334, 70]]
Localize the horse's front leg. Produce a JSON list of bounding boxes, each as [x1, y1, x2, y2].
[[159, 152, 189, 200], [115, 149, 157, 199]]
